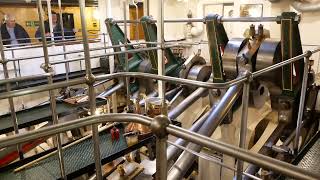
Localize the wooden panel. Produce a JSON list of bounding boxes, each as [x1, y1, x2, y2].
[[0, 5, 100, 42], [129, 5, 144, 40], [0, 5, 39, 42]]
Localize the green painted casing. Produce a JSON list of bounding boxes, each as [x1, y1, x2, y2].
[[205, 14, 229, 83], [278, 12, 303, 97], [105, 18, 143, 72], [140, 16, 183, 77], [105, 18, 143, 92]]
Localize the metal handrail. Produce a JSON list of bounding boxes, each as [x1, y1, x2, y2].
[[0, 49, 318, 99], [4, 41, 159, 62], [3, 37, 102, 50], [112, 16, 281, 24], [0, 113, 318, 180], [167, 141, 262, 180], [0, 0, 319, 178]]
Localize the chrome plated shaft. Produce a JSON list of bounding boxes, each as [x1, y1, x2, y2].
[[168, 84, 243, 179], [168, 87, 207, 120]]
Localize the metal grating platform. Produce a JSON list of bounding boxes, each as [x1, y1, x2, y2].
[[298, 137, 320, 175], [0, 98, 107, 134], [0, 129, 128, 180], [0, 68, 104, 93]]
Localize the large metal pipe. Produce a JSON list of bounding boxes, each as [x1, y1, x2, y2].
[[168, 84, 243, 179], [167, 124, 320, 180], [167, 111, 210, 162], [98, 82, 125, 97], [157, 0, 166, 101], [0, 113, 316, 179], [165, 86, 183, 100], [168, 87, 207, 120], [243, 123, 287, 180]]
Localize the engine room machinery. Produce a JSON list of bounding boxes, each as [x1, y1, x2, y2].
[[0, 0, 319, 179]]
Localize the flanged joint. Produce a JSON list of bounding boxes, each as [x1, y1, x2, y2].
[[239, 68, 253, 83], [150, 115, 171, 139], [40, 63, 53, 73], [305, 50, 313, 59], [85, 74, 96, 85]]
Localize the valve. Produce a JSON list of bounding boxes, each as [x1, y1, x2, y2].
[[111, 126, 120, 142]]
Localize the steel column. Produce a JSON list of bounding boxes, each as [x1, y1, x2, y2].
[[0, 23, 23, 160], [236, 80, 250, 180], [79, 0, 102, 179], [156, 137, 167, 180], [294, 55, 310, 153], [36, 0, 66, 178], [157, 0, 165, 100], [123, 0, 130, 106], [151, 115, 170, 180], [58, 0, 70, 82]]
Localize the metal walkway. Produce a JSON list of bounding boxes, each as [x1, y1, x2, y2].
[[0, 129, 128, 180], [298, 135, 320, 175], [0, 68, 104, 93], [0, 98, 107, 134]]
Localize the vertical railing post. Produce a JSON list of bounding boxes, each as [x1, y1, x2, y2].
[[123, 0, 130, 106], [47, 0, 55, 42], [294, 51, 311, 153], [58, 0, 70, 82], [236, 73, 250, 180], [103, 33, 107, 55], [151, 115, 170, 180], [11, 50, 18, 78], [157, 0, 165, 102], [79, 0, 102, 179], [0, 23, 23, 160], [36, 0, 66, 178]]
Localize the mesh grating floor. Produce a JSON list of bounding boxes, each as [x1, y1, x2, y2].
[[298, 137, 320, 175], [0, 129, 127, 180]]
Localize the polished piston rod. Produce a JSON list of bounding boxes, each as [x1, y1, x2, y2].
[[0, 114, 318, 180]]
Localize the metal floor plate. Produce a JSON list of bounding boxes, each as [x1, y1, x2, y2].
[[0, 98, 107, 134], [0, 129, 127, 180], [298, 137, 320, 175]]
